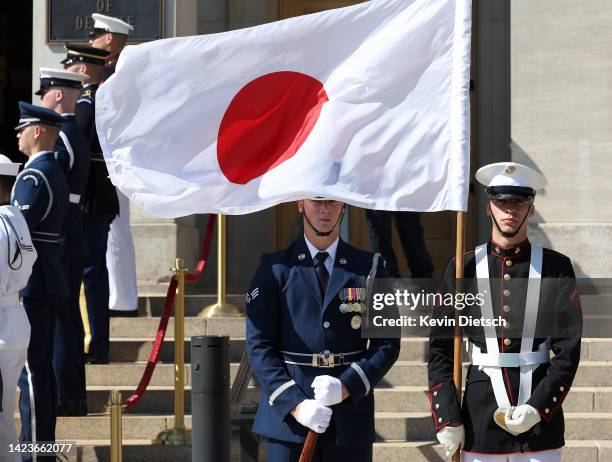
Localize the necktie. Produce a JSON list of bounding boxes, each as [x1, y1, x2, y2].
[[314, 251, 330, 297]]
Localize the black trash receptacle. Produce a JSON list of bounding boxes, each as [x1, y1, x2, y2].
[[191, 335, 231, 462]]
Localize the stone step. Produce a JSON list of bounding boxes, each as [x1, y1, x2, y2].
[[35, 439, 612, 462], [83, 361, 612, 388], [15, 413, 612, 442], [108, 338, 246, 363], [373, 412, 612, 442], [106, 334, 612, 363], [138, 294, 246, 317], [84, 385, 259, 414], [80, 385, 612, 414], [110, 316, 245, 339]]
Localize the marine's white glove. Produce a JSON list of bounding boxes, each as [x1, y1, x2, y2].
[[312, 375, 344, 406], [291, 399, 332, 433], [436, 424, 465, 457], [505, 404, 541, 435]]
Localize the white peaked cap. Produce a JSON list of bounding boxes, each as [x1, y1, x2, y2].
[[475, 162, 547, 191], [39, 67, 89, 83], [0, 155, 21, 177], [92, 13, 134, 35]]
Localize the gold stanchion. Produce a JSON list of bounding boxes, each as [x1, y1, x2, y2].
[[156, 258, 191, 445], [201, 214, 242, 317], [110, 391, 123, 462]]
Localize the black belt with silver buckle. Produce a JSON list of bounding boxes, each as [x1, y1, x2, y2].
[[280, 350, 365, 368]]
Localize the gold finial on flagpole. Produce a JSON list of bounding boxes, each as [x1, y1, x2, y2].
[[201, 214, 242, 318]]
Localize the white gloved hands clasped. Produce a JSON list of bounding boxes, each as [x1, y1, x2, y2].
[[505, 404, 541, 435], [436, 424, 465, 457], [291, 399, 332, 433], [311, 375, 344, 406]]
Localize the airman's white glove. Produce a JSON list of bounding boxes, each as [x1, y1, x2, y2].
[[312, 375, 343, 406], [505, 404, 541, 435], [291, 399, 332, 433], [436, 424, 465, 457]]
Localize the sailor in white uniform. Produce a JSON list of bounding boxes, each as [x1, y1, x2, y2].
[[0, 155, 37, 461], [88, 12, 139, 317]]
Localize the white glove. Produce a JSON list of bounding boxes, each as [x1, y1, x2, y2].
[[436, 425, 465, 457], [312, 375, 344, 406], [291, 399, 333, 433], [505, 404, 541, 435]]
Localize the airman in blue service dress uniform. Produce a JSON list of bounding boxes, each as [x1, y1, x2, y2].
[[36, 67, 90, 416], [12, 102, 70, 461], [62, 44, 116, 363], [246, 199, 400, 462], [0, 155, 37, 462], [428, 163, 582, 462]]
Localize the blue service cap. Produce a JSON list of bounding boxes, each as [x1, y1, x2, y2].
[[14, 101, 64, 131], [61, 43, 110, 67]]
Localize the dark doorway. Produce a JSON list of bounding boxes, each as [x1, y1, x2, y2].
[[0, 1, 32, 163]]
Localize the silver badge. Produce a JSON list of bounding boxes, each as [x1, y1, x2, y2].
[[339, 258, 347, 265], [298, 253, 306, 261], [351, 315, 362, 329]]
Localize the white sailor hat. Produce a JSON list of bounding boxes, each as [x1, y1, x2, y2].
[[90, 13, 134, 36], [0, 155, 21, 177], [36, 68, 89, 96], [475, 162, 547, 200]]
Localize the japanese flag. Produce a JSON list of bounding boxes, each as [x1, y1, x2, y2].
[[96, 0, 472, 218]]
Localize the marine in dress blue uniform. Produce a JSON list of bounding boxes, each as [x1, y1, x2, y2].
[[12, 102, 70, 461], [62, 44, 116, 363], [246, 199, 400, 462], [36, 68, 90, 415], [427, 163, 582, 462]]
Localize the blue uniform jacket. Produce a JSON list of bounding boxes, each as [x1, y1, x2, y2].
[[55, 114, 90, 260], [246, 236, 400, 446], [75, 84, 119, 217], [11, 151, 70, 301]]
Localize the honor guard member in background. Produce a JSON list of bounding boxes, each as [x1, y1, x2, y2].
[[89, 13, 134, 82], [12, 102, 70, 461], [246, 198, 400, 462], [88, 13, 139, 318], [61, 44, 116, 363], [427, 163, 582, 462], [36, 68, 90, 416], [0, 155, 37, 462], [365, 210, 434, 278]]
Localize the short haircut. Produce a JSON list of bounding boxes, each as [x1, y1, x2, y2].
[[0, 175, 16, 200]]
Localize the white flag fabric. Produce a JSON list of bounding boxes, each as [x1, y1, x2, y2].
[[96, 0, 471, 218]]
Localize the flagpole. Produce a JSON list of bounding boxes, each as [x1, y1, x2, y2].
[[452, 211, 466, 462], [201, 214, 242, 318]]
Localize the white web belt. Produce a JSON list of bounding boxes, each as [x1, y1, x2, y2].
[[474, 243, 546, 409]]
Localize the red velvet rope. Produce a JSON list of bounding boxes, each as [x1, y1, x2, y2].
[[186, 214, 217, 282], [122, 214, 218, 409]]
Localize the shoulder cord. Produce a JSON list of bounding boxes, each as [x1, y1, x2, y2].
[[0, 213, 31, 270], [364, 252, 381, 331]]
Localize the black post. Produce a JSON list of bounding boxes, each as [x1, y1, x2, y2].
[[192, 335, 231, 462]]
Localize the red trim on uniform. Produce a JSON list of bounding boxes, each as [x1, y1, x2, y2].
[[428, 383, 460, 431], [538, 376, 571, 422], [499, 257, 516, 405]]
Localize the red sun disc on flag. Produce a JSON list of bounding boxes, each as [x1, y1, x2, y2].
[[217, 71, 329, 185]]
